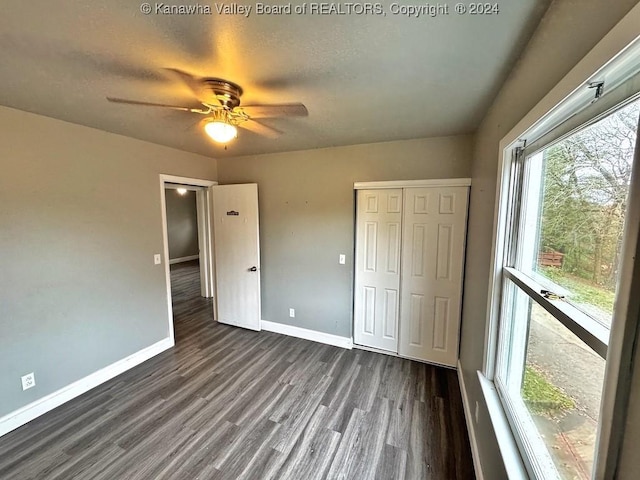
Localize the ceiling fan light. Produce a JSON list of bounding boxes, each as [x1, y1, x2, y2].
[[204, 121, 237, 143]]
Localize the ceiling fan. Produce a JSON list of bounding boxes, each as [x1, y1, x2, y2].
[[107, 68, 308, 144]]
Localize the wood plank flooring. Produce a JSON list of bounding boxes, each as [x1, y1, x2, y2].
[[0, 260, 475, 479]]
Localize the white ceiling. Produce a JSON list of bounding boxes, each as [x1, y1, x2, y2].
[[0, 1, 549, 157]]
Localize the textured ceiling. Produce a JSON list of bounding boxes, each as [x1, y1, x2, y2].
[[0, 0, 549, 157]]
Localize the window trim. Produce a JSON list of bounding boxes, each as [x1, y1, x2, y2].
[[481, 7, 640, 478]]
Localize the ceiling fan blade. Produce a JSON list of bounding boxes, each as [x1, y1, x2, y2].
[[240, 103, 308, 118], [165, 68, 221, 106], [238, 119, 283, 139], [106, 97, 207, 113]]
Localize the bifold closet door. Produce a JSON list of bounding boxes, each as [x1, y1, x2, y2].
[[399, 186, 468, 367], [353, 189, 402, 352]]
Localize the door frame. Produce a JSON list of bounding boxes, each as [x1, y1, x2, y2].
[[353, 178, 472, 190], [160, 174, 218, 344]]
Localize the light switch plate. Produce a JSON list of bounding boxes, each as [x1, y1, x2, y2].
[[154, 254, 161, 265], [339, 254, 346, 265]]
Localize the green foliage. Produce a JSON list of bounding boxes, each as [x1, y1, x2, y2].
[[522, 365, 575, 417], [538, 100, 638, 290], [540, 266, 615, 315]]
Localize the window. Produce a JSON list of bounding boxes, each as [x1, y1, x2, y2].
[[494, 99, 640, 479]]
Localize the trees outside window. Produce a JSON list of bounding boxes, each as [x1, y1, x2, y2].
[[495, 99, 639, 479]]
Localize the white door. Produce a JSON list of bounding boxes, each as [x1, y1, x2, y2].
[[211, 184, 261, 331], [353, 189, 403, 352], [398, 186, 468, 366]]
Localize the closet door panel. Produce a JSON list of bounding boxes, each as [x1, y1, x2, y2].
[[354, 189, 402, 352], [399, 186, 468, 366]]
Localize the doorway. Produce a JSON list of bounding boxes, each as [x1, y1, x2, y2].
[[160, 174, 217, 344]]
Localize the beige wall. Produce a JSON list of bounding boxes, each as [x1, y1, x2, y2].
[[218, 135, 473, 337], [165, 189, 199, 260], [458, 0, 640, 477], [0, 106, 217, 417]]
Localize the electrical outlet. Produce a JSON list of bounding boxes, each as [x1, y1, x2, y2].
[[475, 401, 480, 424], [154, 254, 161, 265], [21, 372, 35, 391], [289, 308, 295, 318], [339, 254, 346, 265]]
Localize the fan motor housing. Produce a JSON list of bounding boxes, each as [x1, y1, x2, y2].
[[203, 78, 243, 109]]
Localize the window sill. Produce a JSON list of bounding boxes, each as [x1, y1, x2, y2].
[[477, 371, 529, 480]]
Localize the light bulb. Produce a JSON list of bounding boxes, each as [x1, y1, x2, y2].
[[204, 121, 237, 143]]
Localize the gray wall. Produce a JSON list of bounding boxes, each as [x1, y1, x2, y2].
[[0, 106, 216, 417], [457, 0, 640, 477], [165, 189, 199, 260], [218, 135, 473, 338]]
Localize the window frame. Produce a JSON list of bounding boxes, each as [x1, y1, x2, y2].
[[495, 114, 626, 476], [497, 96, 639, 479], [481, 17, 640, 479]]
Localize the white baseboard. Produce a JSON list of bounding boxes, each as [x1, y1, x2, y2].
[[458, 359, 485, 480], [260, 320, 353, 350], [0, 337, 174, 438], [169, 255, 199, 265]]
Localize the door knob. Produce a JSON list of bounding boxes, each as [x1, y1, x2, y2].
[[249, 266, 258, 272]]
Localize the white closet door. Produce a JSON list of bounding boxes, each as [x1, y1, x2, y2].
[[354, 189, 403, 352], [399, 186, 468, 366]]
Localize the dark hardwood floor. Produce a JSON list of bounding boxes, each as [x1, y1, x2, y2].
[[0, 260, 475, 479]]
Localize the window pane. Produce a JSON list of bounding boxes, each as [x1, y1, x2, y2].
[[526, 301, 605, 479], [518, 100, 639, 327], [498, 280, 605, 479]]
